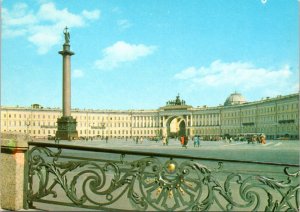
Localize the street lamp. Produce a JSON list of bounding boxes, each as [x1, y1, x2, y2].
[[85, 123, 90, 141], [26, 118, 31, 134], [101, 122, 105, 139]]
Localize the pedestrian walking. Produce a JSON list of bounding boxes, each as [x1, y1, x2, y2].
[[260, 134, 266, 144], [194, 135, 200, 147], [162, 136, 166, 146], [183, 136, 188, 149], [180, 135, 185, 147]]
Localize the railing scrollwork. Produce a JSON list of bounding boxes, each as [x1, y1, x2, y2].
[[26, 143, 299, 211]]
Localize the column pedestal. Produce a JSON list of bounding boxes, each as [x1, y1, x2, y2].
[[56, 116, 78, 140]]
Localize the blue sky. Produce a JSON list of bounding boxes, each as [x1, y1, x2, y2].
[[1, 0, 299, 110]]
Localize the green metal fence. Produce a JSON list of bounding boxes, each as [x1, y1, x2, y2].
[[25, 141, 299, 211]]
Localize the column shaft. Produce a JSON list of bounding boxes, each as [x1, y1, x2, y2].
[[63, 55, 71, 116]]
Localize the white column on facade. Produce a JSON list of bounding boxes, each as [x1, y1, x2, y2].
[[185, 115, 189, 136]]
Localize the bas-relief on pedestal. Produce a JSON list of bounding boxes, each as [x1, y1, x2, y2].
[[56, 116, 78, 140]]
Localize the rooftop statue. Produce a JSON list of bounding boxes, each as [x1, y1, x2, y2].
[[175, 94, 181, 105], [63, 26, 70, 44], [166, 94, 187, 106]]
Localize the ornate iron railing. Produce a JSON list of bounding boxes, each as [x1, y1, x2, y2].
[[25, 141, 299, 211]]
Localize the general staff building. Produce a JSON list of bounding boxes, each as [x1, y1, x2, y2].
[[1, 92, 299, 140]]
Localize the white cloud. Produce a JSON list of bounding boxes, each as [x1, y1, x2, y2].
[[27, 25, 61, 54], [73, 69, 84, 78], [3, 2, 100, 54], [174, 67, 197, 80], [174, 60, 297, 96], [3, 28, 27, 38], [261, 0, 268, 4], [37, 3, 85, 26], [94, 41, 156, 70], [117, 19, 132, 30], [2, 6, 37, 26], [82, 10, 100, 20]]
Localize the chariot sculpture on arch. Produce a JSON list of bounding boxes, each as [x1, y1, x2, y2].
[[63, 26, 70, 44]]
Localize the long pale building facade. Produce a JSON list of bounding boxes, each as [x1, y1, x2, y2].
[[1, 93, 299, 140]]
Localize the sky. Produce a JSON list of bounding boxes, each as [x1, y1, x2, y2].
[[1, 0, 299, 110]]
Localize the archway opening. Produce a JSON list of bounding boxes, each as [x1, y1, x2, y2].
[[166, 117, 186, 138], [178, 120, 186, 137], [168, 118, 179, 138]]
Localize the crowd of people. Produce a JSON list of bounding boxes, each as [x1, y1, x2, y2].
[[247, 134, 266, 144], [61, 134, 267, 147], [152, 135, 202, 149]]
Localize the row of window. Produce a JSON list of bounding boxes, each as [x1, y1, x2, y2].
[[221, 103, 299, 117], [193, 114, 219, 118], [2, 113, 60, 119], [2, 115, 297, 128], [3, 124, 297, 137], [222, 125, 298, 132], [2, 121, 56, 127], [79, 129, 159, 135], [2, 129, 160, 136], [192, 121, 220, 126], [2, 106, 298, 122], [2, 99, 298, 119]]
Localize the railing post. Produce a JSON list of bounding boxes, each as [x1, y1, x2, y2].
[[0, 132, 31, 210]]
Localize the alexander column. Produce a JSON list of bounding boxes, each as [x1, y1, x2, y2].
[[56, 27, 78, 140]]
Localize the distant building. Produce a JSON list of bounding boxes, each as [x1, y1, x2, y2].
[[1, 93, 299, 140], [224, 92, 247, 106]]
